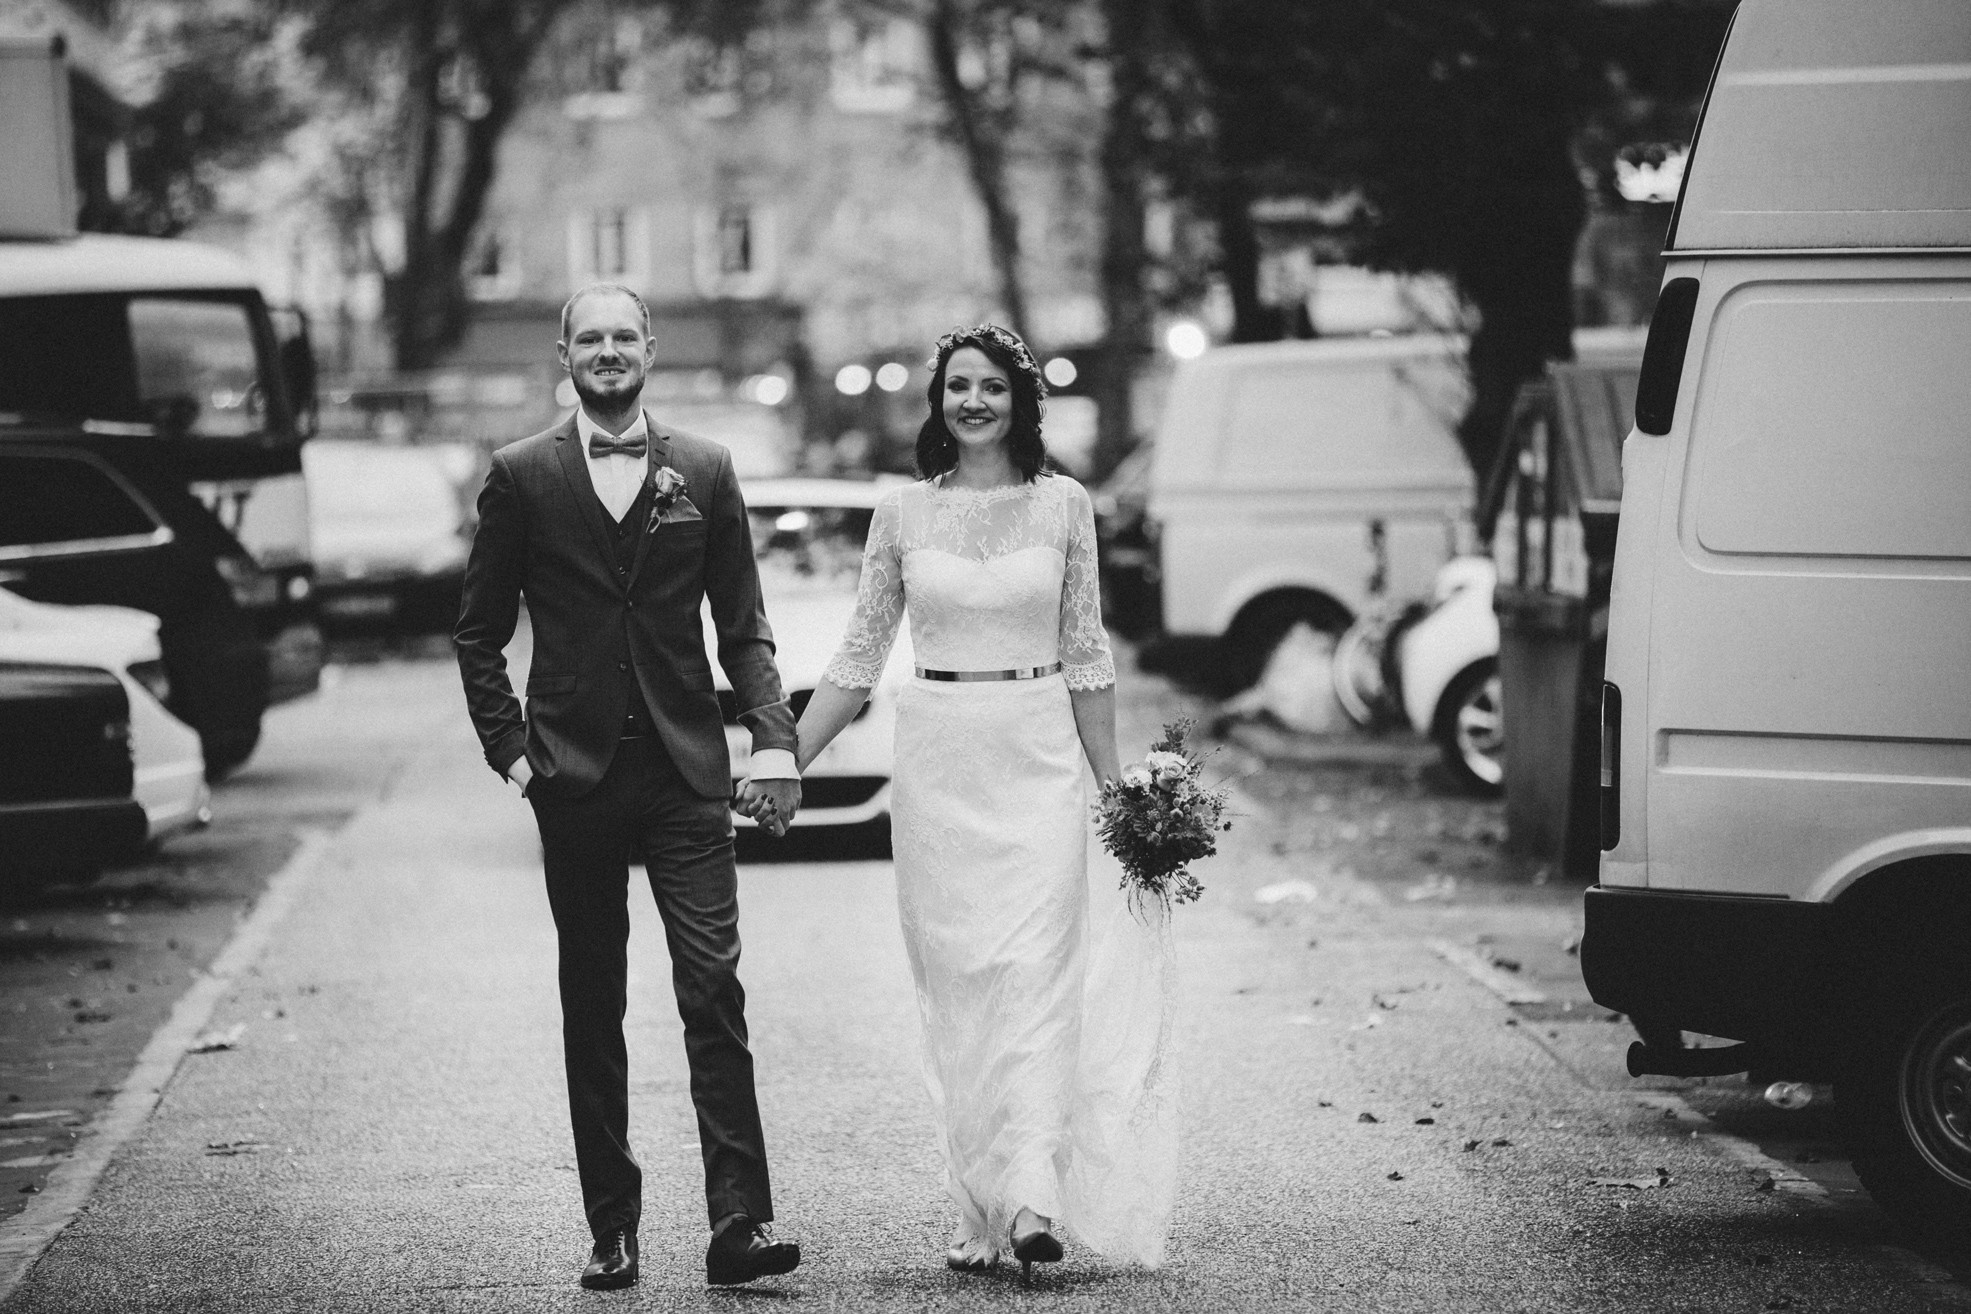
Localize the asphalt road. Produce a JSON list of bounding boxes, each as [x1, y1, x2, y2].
[[1, 649, 1967, 1311]]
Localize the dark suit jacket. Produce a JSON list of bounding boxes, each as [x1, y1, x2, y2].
[[455, 412, 795, 801]]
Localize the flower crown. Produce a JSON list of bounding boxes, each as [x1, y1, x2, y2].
[[929, 324, 1047, 401]]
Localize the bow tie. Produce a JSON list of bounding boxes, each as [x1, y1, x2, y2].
[[587, 430, 647, 460]]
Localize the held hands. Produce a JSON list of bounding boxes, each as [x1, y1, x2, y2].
[[734, 777, 801, 837]]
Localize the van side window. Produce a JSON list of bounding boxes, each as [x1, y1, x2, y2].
[[1688, 284, 1971, 560], [0, 453, 163, 551]]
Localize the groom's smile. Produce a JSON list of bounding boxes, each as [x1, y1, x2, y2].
[[558, 288, 656, 418]]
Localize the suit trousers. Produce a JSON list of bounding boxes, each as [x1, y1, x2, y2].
[[529, 734, 772, 1238]]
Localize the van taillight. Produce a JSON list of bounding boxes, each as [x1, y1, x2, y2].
[[1635, 278, 1699, 435], [1599, 681, 1621, 851]]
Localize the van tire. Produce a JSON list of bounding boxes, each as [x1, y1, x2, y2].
[[1432, 659, 1505, 796], [1838, 990, 1971, 1240], [1221, 592, 1350, 695]]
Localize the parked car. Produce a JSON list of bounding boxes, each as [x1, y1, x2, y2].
[[1580, 0, 1971, 1239], [0, 659, 145, 886], [713, 477, 914, 833], [0, 589, 208, 845], [0, 233, 323, 707], [0, 443, 273, 778], [304, 439, 477, 631], [1143, 334, 1475, 692], [1090, 442, 1160, 640]]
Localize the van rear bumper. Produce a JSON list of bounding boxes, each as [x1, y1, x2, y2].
[[1581, 885, 1842, 1057]]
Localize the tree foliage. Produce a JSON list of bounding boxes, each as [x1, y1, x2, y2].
[[1155, 0, 1731, 477], [280, 0, 779, 370], [90, 3, 303, 237]]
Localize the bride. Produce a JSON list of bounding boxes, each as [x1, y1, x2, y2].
[[790, 325, 1178, 1278]]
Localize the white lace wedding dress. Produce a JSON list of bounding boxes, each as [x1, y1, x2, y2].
[[823, 475, 1179, 1268]]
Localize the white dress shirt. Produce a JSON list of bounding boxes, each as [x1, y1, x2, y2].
[[570, 406, 798, 784], [574, 406, 650, 523]]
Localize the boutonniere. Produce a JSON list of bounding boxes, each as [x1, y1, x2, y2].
[[647, 466, 687, 533]]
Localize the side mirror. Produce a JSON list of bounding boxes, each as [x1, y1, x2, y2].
[[269, 305, 318, 438]]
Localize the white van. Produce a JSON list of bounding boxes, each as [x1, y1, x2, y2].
[[1581, 0, 1971, 1237], [1145, 334, 1473, 687]]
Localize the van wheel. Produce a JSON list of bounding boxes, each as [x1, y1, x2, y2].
[[1222, 593, 1350, 695], [1433, 659, 1504, 796], [1838, 991, 1971, 1240]]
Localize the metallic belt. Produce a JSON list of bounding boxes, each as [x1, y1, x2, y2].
[[914, 662, 1061, 683]]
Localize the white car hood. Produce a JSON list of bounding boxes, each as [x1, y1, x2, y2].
[[0, 589, 160, 668], [707, 584, 912, 692]]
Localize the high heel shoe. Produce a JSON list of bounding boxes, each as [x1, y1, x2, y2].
[[944, 1242, 996, 1274], [945, 1224, 997, 1274], [1009, 1214, 1062, 1285]]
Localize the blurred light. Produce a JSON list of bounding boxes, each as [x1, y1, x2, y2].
[[554, 379, 579, 408], [1614, 145, 1687, 204], [752, 375, 790, 406], [774, 509, 812, 533], [285, 574, 312, 602], [835, 364, 872, 396], [1164, 321, 1208, 360], [1043, 357, 1078, 388], [874, 362, 910, 392]]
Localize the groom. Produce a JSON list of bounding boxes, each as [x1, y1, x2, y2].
[[455, 283, 802, 1290]]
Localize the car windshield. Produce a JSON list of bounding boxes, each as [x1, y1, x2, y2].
[[0, 293, 268, 438], [748, 504, 872, 591], [307, 450, 459, 527]]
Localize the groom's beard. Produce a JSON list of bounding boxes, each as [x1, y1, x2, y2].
[[572, 370, 645, 417]]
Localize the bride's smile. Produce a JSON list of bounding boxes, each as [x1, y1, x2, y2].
[[942, 346, 1014, 451]]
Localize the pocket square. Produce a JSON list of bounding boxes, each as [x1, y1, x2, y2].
[[654, 493, 703, 527]]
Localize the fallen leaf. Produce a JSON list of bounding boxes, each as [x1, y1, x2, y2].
[[1415, 1117, 1435, 1125], [188, 1024, 246, 1054], [1590, 1169, 1673, 1190], [1386, 1171, 1404, 1181], [1358, 1112, 1379, 1124], [1318, 1100, 1334, 1108], [204, 1139, 268, 1157], [1462, 1139, 1482, 1152], [1492, 1138, 1513, 1147], [1766, 1297, 1794, 1310]]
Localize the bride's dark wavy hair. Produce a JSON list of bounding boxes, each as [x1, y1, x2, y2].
[[915, 324, 1050, 482]]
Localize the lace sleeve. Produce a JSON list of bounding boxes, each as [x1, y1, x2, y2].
[[823, 489, 905, 689], [1058, 480, 1116, 691]]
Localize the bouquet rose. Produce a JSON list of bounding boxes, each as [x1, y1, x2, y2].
[[1094, 719, 1231, 912]]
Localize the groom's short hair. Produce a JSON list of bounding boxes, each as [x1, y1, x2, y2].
[[560, 283, 651, 343]]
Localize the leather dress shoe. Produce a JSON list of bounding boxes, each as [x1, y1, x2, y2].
[[580, 1228, 638, 1290], [705, 1217, 801, 1286]]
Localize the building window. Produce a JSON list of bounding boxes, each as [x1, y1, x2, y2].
[[468, 227, 522, 301], [717, 206, 753, 276], [564, 16, 644, 119], [567, 207, 650, 290], [684, 40, 742, 118], [694, 203, 776, 299], [830, 17, 917, 113]]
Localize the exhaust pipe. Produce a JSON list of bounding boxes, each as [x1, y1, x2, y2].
[[1626, 1039, 1757, 1078]]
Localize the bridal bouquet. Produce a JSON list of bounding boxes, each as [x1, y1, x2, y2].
[[1094, 720, 1231, 911]]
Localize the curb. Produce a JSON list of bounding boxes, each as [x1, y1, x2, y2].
[[0, 827, 339, 1302]]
